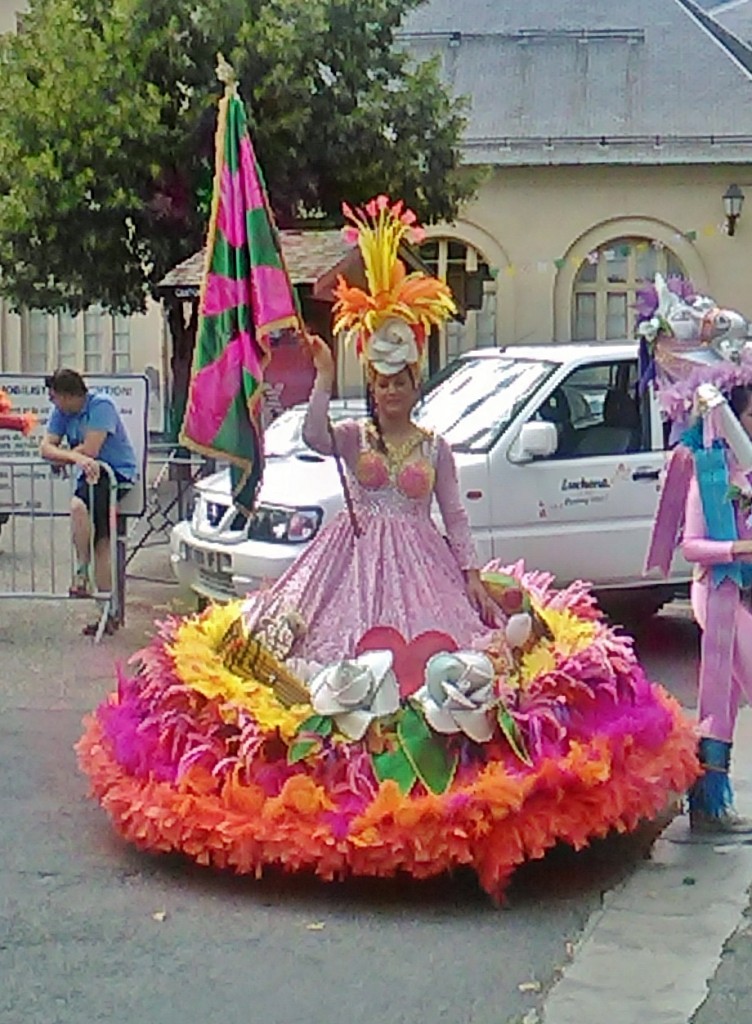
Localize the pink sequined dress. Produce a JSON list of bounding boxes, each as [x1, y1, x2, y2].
[[242, 386, 487, 663]]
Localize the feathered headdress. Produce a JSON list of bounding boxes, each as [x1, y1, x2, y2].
[[635, 273, 751, 417], [333, 195, 457, 376], [644, 274, 752, 577]]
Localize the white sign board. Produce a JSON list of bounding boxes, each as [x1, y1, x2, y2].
[[0, 373, 148, 516]]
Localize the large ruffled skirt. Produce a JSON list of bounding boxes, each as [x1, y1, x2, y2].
[[76, 563, 699, 899]]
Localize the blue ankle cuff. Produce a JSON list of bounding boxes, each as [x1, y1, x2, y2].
[[689, 739, 734, 818]]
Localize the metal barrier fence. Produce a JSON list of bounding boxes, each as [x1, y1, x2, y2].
[[125, 443, 215, 563], [0, 458, 124, 643]]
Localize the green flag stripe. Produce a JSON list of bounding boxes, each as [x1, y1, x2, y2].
[[211, 232, 251, 279], [224, 97, 244, 174], [192, 308, 252, 373], [246, 207, 284, 269]]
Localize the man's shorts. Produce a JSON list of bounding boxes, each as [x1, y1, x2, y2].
[[74, 472, 132, 542]]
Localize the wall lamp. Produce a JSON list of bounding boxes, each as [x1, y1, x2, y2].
[[723, 184, 745, 237]]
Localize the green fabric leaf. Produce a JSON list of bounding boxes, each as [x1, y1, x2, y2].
[[398, 704, 457, 796], [497, 706, 533, 767], [372, 746, 417, 795], [287, 739, 320, 765], [296, 714, 333, 738], [287, 715, 333, 765]]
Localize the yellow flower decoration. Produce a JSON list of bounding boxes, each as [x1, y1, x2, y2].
[[519, 645, 557, 686], [537, 606, 596, 655], [170, 602, 312, 739], [516, 604, 597, 687]]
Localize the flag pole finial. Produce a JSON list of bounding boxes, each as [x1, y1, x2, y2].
[[216, 52, 238, 95]]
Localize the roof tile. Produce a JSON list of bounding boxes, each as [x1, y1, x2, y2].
[[158, 229, 352, 293]]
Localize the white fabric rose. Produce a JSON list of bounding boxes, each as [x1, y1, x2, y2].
[[637, 316, 661, 343], [308, 650, 400, 741], [366, 317, 419, 375], [505, 612, 533, 650], [414, 651, 497, 744]]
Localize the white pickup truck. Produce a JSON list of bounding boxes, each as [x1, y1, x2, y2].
[[170, 342, 690, 617]]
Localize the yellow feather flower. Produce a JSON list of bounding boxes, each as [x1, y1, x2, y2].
[[170, 603, 312, 739]]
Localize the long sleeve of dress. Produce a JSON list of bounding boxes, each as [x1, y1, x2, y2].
[[434, 435, 478, 571], [301, 386, 361, 466], [680, 475, 735, 565]]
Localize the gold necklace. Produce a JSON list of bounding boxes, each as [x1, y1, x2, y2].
[[368, 424, 428, 474]]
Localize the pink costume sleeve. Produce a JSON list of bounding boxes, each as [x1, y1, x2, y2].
[[434, 435, 478, 571], [301, 386, 361, 466], [680, 475, 735, 565]]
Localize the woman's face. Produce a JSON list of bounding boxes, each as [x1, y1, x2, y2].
[[738, 392, 752, 440], [372, 368, 419, 421]]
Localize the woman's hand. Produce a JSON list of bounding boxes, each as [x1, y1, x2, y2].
[[464, 570, 501, 628], [306, 334, 335, 390]]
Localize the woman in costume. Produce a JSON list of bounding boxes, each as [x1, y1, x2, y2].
[[77, 201, 697, 899], [642, 275, 752, 832], [241, 200, 498, 666]]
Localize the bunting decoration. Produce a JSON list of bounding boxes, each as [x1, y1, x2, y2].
[[490, 226, 734, 280], [180, 56, 301, 513]]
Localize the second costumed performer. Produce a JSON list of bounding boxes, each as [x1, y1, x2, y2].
[[77, 199, 698, 899], [642, 273, 752, 833]]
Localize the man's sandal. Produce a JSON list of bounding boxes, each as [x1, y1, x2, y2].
[[82, 616, 119, 637], [69, 572, 92, 598]]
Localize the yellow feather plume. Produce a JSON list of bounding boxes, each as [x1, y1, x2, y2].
[[333, 196, 457, 355]]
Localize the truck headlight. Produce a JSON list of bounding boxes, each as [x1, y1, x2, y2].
[[249, 504, 323, 544]]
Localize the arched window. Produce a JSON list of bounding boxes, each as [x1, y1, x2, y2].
[[572, 237, 686, 341], [419, 238, 496, 373]]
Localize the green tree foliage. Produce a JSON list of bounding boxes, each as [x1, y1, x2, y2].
[[0, 0, 473, 314]]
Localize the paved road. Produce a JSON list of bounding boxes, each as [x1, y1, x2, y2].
[[0, 549, 737, 1024]]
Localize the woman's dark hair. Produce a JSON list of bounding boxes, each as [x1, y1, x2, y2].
[[365, 383, 387, 453], [44, 368, 87, 397], [729, 383, 752, 419], [366, 366, 419, 453]]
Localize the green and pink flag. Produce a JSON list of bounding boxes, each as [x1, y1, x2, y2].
[[181, 82, 301, 512]]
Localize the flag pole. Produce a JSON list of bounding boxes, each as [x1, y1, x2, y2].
[[326, 414, 361, 538]]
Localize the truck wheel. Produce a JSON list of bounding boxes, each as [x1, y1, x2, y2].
[[598, 591, 668, 628], [196, 595, 210, 613]]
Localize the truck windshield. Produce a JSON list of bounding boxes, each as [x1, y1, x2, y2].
[[266, 401, 365, 456], [415, 356, 557, 453]]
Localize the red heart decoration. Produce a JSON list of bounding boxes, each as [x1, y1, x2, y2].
[[356, 627, 458, 697]]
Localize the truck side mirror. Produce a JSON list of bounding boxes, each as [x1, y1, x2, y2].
[[508, 421, 559, 463]]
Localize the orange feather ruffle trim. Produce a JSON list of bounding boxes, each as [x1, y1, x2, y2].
[[76, 691, 699, 899]]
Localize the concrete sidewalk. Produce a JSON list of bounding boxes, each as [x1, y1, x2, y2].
[[542, 710, 752, 1024]]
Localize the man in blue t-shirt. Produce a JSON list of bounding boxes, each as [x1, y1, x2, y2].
[[40, 368, 137, 631]]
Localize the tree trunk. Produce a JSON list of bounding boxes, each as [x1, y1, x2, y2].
[[165, 298, 198, 443]]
